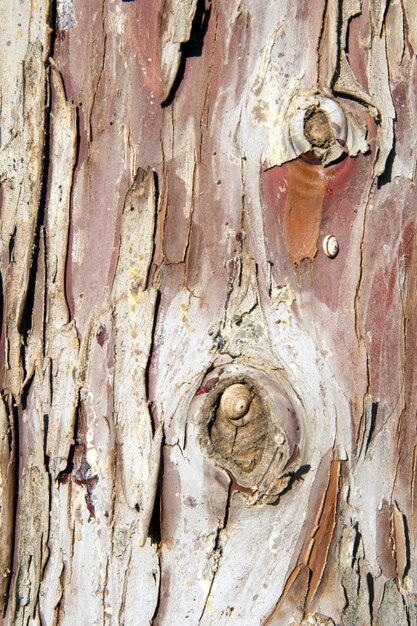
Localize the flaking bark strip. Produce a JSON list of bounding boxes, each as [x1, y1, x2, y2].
[[45, 63, 80, 478], [304, 459, 341, 609], [138, 420, 163, 547], [266, 459, 341, 620], [403, 0, 417, 53], [3, 42, 48, 402], [368, 0, 395, 178], [330, 0, 375, 107], [112, 168, 162, 544], [12, 463, 50, 625], [392, 502, 409, 582], [356, 393, 376, 462], [340, 523, 372, 626], [23, 228, 46, 389], [321, 0, 394, 178], [375, 578, 409, 626], [159, 0, 199, 103], [0, 395, 15, 611]]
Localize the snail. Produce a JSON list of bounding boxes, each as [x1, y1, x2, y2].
[[322, 234, 339, 259], [210, 382, 266, 473], [218, 383, 261, 426]]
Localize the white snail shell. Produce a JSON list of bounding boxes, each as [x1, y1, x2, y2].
[[219, 384, 253, 420], [322, 234, 339, 258]]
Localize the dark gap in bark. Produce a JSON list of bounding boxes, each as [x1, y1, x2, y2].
[[2, 396, 19, 618], [19, 370, 33, 412], [161, 0, 212, 108], [401, 511, 411, 579], [43, 413, 50, 472], [151, 547, 163, 625], [19, 63, 54, 348], [148, 452, 163, 545], [145, 289, 161, 415], [342, 582, 350, 612], [271, 464, 311, 503], [146, 169, 159, 292], [40, 432, 53, 613], [57, 402, 79, 483], [198, 481, 232, 623], [367, 401, 378, 450], [8, 226, 16, 263], [366, 572, 374, 621], [377, 135, 396, 188], [351, 521, 362, 568], [72, 106, 82, 173], [50, 0, 58, 56], [329, 0, 344, 92]]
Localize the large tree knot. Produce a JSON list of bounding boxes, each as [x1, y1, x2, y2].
[[288, 94, 348, 165], [196, 364, 304, 505]]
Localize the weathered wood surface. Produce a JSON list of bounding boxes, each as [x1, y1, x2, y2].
[[0, 0, 416, 624]]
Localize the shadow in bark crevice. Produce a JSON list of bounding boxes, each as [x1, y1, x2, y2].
[[56, 402, 79, 482], [161, 0, 212, 108], [271, 464, 311, 504], [377, 135, 396, 188], [147, 458, 162, 546]]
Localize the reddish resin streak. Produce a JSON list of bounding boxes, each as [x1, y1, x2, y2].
[[284, 159, 327, 265]]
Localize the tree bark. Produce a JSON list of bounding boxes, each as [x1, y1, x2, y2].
[[1, 1, 416, 624]]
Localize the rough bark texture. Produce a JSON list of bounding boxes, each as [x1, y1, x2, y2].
[[0, 1, 416, 625]]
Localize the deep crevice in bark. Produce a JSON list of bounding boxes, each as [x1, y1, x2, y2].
[[161, 0, 212, 108]]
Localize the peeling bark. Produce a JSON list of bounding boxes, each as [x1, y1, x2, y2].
[[1, 0, 416, 624]]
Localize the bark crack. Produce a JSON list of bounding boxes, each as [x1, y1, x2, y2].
[[198, 482, 232, 624]]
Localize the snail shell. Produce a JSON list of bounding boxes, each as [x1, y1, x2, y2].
[[322, 234, 339, 258], [211, 382, 266, 472], [218, 383, 261, 427], [219, 383, 253, 420]]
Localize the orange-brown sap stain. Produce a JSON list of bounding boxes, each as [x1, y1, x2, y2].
[[283, 159, 327, 265]]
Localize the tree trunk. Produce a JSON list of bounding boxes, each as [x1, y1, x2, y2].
[[1, 1, 416, 624]]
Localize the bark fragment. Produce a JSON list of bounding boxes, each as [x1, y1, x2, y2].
[[368, 1, 396, 178], [331, 0, 375, 107], [403, 0, 417, 53], [160, 0, 199, 103], [392, 502, 409, 583], [45, 63, 80, 478], [321, 0, 396, 179], [112, 167, 162, 543], [375, 578, 409, 626], [0, 395, 15, 611], [340, 523, 372, 626], [2, 42, 48, 402]]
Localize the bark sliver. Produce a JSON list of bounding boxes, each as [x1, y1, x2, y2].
[[112, 167, 161, 545]]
